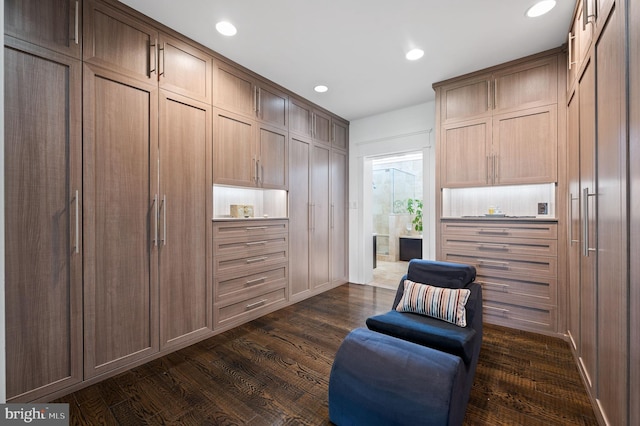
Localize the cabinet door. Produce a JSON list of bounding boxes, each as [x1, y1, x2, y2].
[[288, 136, 311, 299], [5, 0, 81, 58], [331, 150, 348, 284], [440, 118, 492, 188], [289, 97, 312, 137], [493, 105, 557, 185], [313, 110, 332, 145], [84, 0, 158, 82], [83, 64, 159, 378], [213, 61, 255, 117], [213, 109, 256, 186], [493, 55, 558, 112], [578, 58, 596, 394], [311, 144, 331, 289], [159, 91, 212, 349], [566, 89, 581, 352], [257, 83, 288, 129], [257, 124, 288, 189], [332, 118, 349, 151], [4, 39, 83, 401], [159, 33, 213, 104], [440, 75, 492, 123]]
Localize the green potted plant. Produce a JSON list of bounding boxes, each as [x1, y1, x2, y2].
[[406, 198, 423, 233]]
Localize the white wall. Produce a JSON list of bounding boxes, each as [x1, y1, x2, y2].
[[348, 101, 436, 284], [1, 0, 7, 403]]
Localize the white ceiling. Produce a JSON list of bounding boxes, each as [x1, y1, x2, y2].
[[119, 0, 574, 121]]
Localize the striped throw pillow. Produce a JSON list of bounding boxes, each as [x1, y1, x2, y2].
[[395, 279, 471, 327]]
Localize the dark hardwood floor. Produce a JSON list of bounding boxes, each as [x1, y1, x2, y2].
[[56, 283, 598, 425]]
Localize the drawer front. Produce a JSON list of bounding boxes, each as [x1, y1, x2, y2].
[[442, 221, 557, 240], [214, 247, 288, 277], [213, 220, 288, 240], [483, 299, 556, 333], [216, 288, 286, 324], [214, 233, 288, 258], [478, 274, 557, 306], [443, 252, 557, 278], [216, 265, 287, 300], [442, 235, 557, 257]]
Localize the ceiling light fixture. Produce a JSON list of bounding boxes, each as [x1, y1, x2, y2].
[[406, 48, 424, 61], [216, 21, 237, 36], [314, 85, 329, 93], [526, 0, 556, 17]]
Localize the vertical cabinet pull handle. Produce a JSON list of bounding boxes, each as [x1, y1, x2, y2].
[[257, 87, 261, 114], [487, 81, 491, 109], [494, 80, 498, 109], [253, 87, 258, 112], [73, 1, 79, 44], [308, 203, 312, 231], [162, 195, 167, 245], [569, 193, 574, 244], [582, 188, 597, 256], [149, 39, 157, 76], [158, 43, 166, 79], [74, 190, 79, 253], [153, 194, 158, 246], [331, 203, 335, 229], [568, 32, 576, 70]]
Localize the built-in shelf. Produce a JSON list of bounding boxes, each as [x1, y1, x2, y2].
[[213, 185, 288, 220]]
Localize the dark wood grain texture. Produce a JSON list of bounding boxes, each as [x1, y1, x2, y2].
[[56, 284, 597, 425]]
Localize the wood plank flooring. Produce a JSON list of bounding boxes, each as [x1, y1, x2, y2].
[[55, 283, 598, 425]]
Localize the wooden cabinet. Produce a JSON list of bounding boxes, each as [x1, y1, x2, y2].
[[158, 33, 213, 103], [440, 55, 557, 124], [84, 0, 158, 82], [331, 118, 349, 151], [568, 0, 596, 90], [158, 91, 212, 350], [289, 97, 331, 145], [437, 53, 560, 188], [213, 60, 288, 128], [311, 144, 331, 289], [213, 220, 288, 329], [4, 38, 83, 402], [213, 109, 287, 189], [331, 150, 349, 285], [83, 63, 160, 378], [440, 220, 559, 333], [4, 0, 82, 58]]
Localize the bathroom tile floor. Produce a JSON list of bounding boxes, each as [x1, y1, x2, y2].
[[369, 260, 409, 290]]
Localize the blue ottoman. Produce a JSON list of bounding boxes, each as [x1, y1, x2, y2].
[[328, 328, 467, 426]]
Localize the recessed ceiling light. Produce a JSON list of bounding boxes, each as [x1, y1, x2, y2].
[[406, 48, 424, 61], [526, 0, 556, 17], [314, 85, 328, 93], [216, 21, 237, 36]]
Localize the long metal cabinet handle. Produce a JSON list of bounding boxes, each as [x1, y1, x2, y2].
[[74, 1, 79, 44], [74, 190, 79, 253], [153, 194, 158, 246], [568, 32, 576, 70], [257, 87, 261, 114], [246, 299, 267, 310], [582, 187, 589, 257], [331, 203, 335, 229], [487, 81, 491, 109], [569, 193, 574, 244], [308, 203, 312, 231], [494, 80, 498, 109], [253, 87, 258, 112], [162, 195, 167, 245], [157, 43, 166, 78], [149, 39, 157, 76]]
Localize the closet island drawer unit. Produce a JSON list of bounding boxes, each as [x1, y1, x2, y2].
[[213, 220, 289, 328], [440, 219, 558, 333]]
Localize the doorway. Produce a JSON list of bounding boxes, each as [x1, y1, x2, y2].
[[370, 152, 423, 288]]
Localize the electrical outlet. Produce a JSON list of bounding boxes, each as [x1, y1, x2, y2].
[[537, 202, 548, 215]]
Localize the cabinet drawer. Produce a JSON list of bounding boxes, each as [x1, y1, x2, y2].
[[442, 221, 557, 239], [216, 265, 287, 300], [214, 233, 288, 257], [216, 288, 286, 324], [214, 247, 287, 277], [483, 300, 556, 333], [442, 235, 557, 257], [213, 220, 288, 240], [478, 274, 557, 306], [443, 252, 557, 278]]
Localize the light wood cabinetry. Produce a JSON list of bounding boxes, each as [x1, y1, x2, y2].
[[437, 53, 560, 188], [213, 221, 289, 329], [158, 91, 212, 350], [83, 63, 160, 378], [331, 150, 349, 285], [4, 38, 83, 402], [440, 220, 559, 333], [311, 144, 331, 289], [567, 0, 596, 90], [289, 97, 332, 145], [213, 60, 288, 129], [213, 109, 288, 189], [331, 118, 349, 151], [4, 0, 82, 58]]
